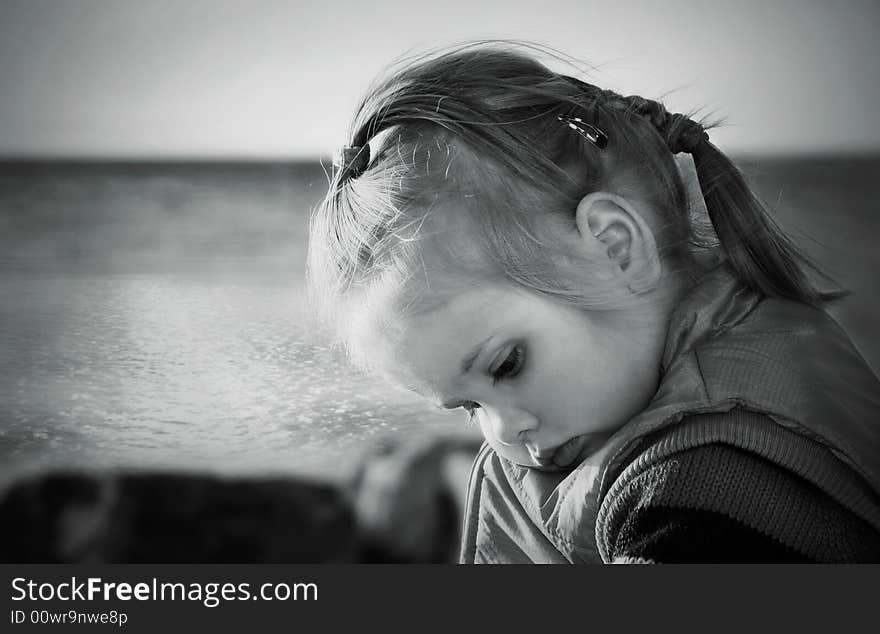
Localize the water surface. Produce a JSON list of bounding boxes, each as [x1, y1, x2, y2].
[[1, 157, 877, 483]]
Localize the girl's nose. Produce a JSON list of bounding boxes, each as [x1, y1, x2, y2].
[[484, 405, 538, 446]]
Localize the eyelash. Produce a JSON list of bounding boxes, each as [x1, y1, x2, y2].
[[461, 345, 526, 424], [491, 345, 524, 385]]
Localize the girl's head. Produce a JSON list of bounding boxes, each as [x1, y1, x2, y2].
[[308, 42, 842, 469]]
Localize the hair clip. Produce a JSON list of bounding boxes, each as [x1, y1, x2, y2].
[[557, 114, 608, 149], [334, 144, 370, 178]]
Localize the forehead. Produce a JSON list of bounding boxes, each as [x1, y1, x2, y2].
[[355, 284, 516, 395]]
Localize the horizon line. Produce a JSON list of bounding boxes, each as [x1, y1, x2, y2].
[[1, 148, 880, 164]]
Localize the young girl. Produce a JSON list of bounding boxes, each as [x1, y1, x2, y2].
[[308, 42, 880, 563]]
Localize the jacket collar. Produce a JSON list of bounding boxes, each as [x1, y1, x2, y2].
[[660, 261, 761, 374]]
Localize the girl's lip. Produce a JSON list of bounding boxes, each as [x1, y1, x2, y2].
[[533, 454, 557, 468], [530, 438, 586, 469], [529, 447, 560, 469], [531, 456, 564, 472], [528, 435, 605, 471]]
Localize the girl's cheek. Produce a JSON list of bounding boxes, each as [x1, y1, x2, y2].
[[476, 415, 491, 441]]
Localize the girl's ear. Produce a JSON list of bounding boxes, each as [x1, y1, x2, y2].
[[573, 192, 662, 293]]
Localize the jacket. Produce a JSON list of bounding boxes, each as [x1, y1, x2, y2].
[[459, 262, 880, 563]]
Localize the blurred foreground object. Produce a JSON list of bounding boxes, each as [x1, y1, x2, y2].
[[0, 436, 480, 563], [0, 471, 357, 563], [351, 436, 482, 563]]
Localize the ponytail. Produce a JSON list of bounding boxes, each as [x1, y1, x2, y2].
[[689, 139, 849, 307], [612, 91, 849, 308]]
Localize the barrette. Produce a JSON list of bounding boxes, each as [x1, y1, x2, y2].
[[557, 114, 608, 149]]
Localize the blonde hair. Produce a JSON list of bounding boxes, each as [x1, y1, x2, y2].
[[308, 41, 845, 352]]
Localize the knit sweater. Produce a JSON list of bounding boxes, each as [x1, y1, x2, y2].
[[600, 409, 880, 563]]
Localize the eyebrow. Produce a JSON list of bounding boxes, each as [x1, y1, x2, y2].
[[429, 334, 495, 410], [460, 335, 493, 375]]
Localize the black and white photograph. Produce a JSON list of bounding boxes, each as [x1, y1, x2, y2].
[[1, 0, 879, 572]]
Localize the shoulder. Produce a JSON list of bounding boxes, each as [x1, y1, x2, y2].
[[598, 409, 880, 563], [689, 294, 879, 410]]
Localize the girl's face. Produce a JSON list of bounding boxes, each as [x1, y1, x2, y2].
[[366, 283, 668, 470]]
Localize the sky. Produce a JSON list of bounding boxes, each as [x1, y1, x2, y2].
[[0, 0, 878, 159]]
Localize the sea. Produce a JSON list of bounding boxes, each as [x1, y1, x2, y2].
[[1, 156, 878, 484]]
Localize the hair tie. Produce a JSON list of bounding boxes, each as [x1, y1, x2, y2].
[[334, 144, 370, 178], [665, 115, 708, 155]]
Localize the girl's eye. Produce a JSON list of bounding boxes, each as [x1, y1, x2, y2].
[[490, 345, 525, 385], [456, 345, 525, 426]]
